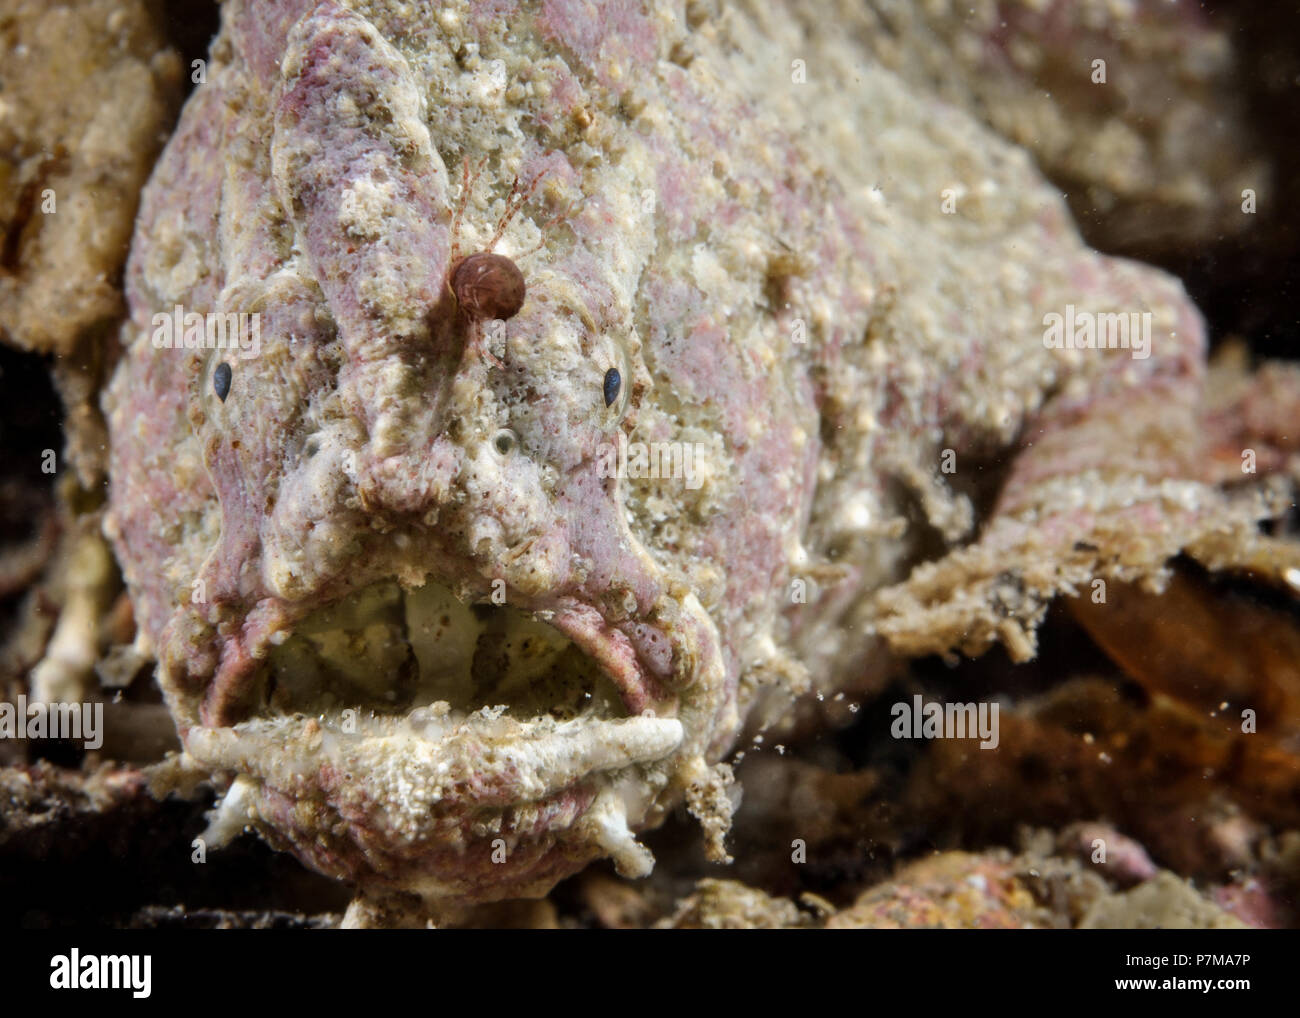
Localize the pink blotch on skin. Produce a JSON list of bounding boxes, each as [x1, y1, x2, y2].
[[538, 0, 657, 92], [469, 0, 519, 30]]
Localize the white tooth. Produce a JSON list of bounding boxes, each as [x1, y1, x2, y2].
[[580, 784, 656, 879], [202, 773, 258, 847]]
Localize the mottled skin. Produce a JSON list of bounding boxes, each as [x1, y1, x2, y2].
[[104, 0, 1298, 906], [809, 0, 1267, 259]]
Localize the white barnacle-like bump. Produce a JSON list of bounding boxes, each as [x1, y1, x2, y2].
[[339, 175, 399, 239], [202, 774, 259, 848], [835, 494, 873, 532]]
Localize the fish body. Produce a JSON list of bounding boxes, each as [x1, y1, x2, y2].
[[104, 0, 1288, 905]]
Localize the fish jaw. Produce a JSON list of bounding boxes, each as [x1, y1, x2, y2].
[[189, 707, 685, 903], [160, 556, 735, 902]]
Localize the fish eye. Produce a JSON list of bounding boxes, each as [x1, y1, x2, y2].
[[603, 367, 621, 408], [213, 362, 232, 402]]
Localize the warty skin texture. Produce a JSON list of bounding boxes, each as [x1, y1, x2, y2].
[[104, 0, 1299, 908]]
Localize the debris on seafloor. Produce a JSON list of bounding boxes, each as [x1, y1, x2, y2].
[[0, 0, 181, 358], [648, 846, 1251, 930], [0, 0, 183, 486]]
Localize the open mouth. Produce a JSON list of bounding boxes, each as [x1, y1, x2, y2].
[[255, 579, 632, 724], [183, 578, 686, 892]]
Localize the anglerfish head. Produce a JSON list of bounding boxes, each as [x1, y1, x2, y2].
[[145, 191, 732, 908], [104, 0, 741, 908]]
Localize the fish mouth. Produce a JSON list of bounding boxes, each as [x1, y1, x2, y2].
[[182, 577, 686, 901], [259, 579, 640, 724]]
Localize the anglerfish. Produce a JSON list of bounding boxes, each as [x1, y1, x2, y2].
[[104, 0, 1300, 911]]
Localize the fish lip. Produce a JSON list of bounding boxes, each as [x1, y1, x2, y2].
[[175, 577, 692, 893], [186, 709, 686, 806], [184, 705, 686, 899], [544, 601, 674, 717]]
